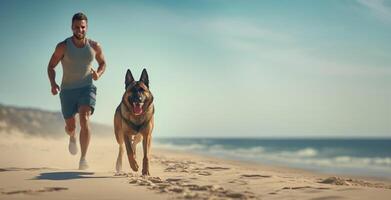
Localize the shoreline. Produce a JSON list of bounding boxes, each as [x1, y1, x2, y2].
[[156, 147, 391, 183], [153, 137, 391, 182]]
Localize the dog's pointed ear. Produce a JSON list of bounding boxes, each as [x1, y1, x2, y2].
[[140, 68, 149, 88], [125, 69, 135, 89]]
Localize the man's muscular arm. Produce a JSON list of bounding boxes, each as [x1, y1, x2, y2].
[[47, 42, 65, 95], [90, 40, 106, 81]]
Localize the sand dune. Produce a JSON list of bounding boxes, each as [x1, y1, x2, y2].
[[0, 103, 111, 138], [1, 132, 390, 200]]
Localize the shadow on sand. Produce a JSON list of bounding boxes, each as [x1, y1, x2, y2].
[[34, 171, 115, 180]]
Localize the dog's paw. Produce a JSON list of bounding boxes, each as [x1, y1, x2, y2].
[[116, 162, 122, 173], [142, 169, 150, 176], [114, 172, 127, 176], [127, 154, 139, 171]]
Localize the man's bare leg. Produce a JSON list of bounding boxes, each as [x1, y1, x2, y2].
[[78, 105, 91, 170], [65, 117, 77, 155]]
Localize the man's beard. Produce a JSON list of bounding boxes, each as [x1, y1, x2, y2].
[[73, 33, 85, 40]]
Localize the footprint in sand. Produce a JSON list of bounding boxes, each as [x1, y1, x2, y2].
[[164, 164, 215, 176], [165, 177, 185, 182], [164, 162, 191, 173], [197, 171, 212, 176], [203, 166, 231, 170], [319, 177, 391, 189], [128, 175, 257, 199], [282, 186, 330, 190], [318, 177, 352, 186], [270, 185, 330, 195], [310, 196, 344, 200], [229, 179, 248, 185], [2, 187, 68, 195], [0, 167, 56, 172], [240, 174, 272, 178], [194, 166, 231, 176]]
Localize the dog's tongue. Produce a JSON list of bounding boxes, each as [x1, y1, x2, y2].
[[133, 103, 143, 115]]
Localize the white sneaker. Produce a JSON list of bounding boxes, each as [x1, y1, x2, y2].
[[68, 136, 78, 155], [79, 158, 89, 170]]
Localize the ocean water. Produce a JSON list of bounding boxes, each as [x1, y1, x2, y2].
[[154, 138, 391, 179]]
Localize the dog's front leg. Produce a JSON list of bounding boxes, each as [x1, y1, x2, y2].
[[142, 133, 151, 176], [115, 144, 124, 173], [124, 134, 139, 172]]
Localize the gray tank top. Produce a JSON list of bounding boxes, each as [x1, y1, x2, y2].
[[60, 37, 95, 89]]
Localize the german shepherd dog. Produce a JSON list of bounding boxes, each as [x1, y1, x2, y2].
[[114, 69, 154, 175]]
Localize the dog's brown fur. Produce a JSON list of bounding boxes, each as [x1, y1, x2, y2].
[[114, 69, 154, 175]]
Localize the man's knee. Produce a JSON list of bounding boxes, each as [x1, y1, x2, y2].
[[67, 124, 76, 133], [65, 118, 76, 132], [80, 114, 90, 127], [79, 106, 91, 129]]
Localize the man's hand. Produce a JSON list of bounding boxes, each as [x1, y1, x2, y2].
[[91, 68, 100, 81], [51, 83, 60, 95]]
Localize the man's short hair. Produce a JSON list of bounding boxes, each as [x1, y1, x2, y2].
[[72, 12, 88, 24]]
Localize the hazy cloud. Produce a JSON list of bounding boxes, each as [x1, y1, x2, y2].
[[357, 0, 391, 22]]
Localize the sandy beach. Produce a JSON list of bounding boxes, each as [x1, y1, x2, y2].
[[1, 132, 390, 200]]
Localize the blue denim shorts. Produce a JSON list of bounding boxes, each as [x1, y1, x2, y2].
[[59, 85, 97, 119]]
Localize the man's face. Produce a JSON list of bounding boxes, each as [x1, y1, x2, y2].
[[72, 20, 87, 40]]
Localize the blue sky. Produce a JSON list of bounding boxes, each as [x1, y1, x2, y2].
[[0, 0, 390, 137]]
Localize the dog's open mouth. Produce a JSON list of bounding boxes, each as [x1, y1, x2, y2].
[[133, 102, 144, 115]]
